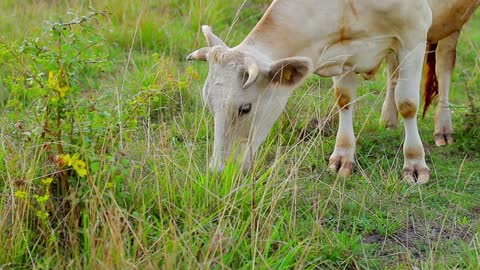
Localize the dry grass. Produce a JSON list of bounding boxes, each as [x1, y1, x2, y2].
[[0, 0, 479, 269]]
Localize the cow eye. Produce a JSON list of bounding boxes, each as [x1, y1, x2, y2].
[[238, 103, 252, 116]]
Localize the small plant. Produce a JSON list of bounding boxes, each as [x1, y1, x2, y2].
[[319, 230, 364, 268], [373, 210, 401, 237], [14, 177, 53, 222], [1, 9, 113, 247], [462, 80, 479, 138]]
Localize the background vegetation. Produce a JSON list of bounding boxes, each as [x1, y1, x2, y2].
[[0, 0, 479, 269]]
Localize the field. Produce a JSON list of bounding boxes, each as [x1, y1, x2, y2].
[[0, 0, 479, 269]]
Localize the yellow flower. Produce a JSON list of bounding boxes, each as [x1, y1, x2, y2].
[[14, 190, 28, 199], [72, 159, 87, 177], [47, 67, 70, 98], [58, 153, 88, 177], [176, 80, 188, 90], [34, 194, 49, 203], [41, 177, 54, 185], [57, 154, 71, 167], [36, 211, 49, 220], [68, 153, 80, 166], [106, 182, 115, 189], [186, 66, 200, 80], [48, 71, 58, 89]]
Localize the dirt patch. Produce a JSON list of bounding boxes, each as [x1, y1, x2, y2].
[[470, 205, 480, 216], [362, 221, 474, 260], [299, 116, 337, 142]]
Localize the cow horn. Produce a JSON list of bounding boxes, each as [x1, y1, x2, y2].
[[243, 57, 260, 89], [186, 47, 211, 61]]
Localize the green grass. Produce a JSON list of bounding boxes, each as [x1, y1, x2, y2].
[[0, 0, 479, 269]]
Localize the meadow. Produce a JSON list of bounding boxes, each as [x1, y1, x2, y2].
[[0, 0, 479, 269]]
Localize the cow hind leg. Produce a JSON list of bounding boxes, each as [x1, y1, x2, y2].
[[380, 52, 400, 129], [329, 71, 357, 177], [395, 43, 430, 184], [433, 31, 459, 146]]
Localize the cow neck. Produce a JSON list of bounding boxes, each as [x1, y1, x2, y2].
[[236, 0, 341, 65]]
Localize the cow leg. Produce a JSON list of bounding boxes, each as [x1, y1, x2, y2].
[[434, 31, 460, 146], [329, 71, 357, 177], [395, 43, 430, 184], [380, 52, 400, 129]]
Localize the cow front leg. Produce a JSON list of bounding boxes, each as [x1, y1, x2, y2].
[[434, 31, 459, 146], [396, 44, 430, 184], [380, 52, 400, 129], [329, 71, 357, 177]]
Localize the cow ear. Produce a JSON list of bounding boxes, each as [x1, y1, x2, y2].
[[202, 25, 227, 48], [187, 25, 227, 61], [267, 57, 313, 86], [187, 47, 211, 61]]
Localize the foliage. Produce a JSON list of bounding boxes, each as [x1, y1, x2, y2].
[[0, 1, 478, 269], [0, 8, 116, 255]]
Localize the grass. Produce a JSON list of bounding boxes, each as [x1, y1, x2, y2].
[[0, 0, 479, 269]]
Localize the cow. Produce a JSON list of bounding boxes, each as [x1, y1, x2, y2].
[[187, 0, 476, 184], [380, 1, 479, 146]]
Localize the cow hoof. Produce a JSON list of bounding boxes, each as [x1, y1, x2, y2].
[[328, 156, 354, 177], [403, 167, 430, 184], [434, 133, 454, 147], [385, 123, 397, 130], [380, 119, 397, 130]]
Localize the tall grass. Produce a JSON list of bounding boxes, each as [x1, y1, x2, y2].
[[0, 0, 479, 269]]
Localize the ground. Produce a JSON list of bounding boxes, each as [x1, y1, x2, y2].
[[0, 0, 479, 269]]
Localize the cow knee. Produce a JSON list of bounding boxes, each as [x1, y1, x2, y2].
[[397, 99, 417, 119], [334, 87, 352, 110], [405, 147, 424, 160]]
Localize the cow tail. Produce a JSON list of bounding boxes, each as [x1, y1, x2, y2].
[[422, 43, 438, 117]]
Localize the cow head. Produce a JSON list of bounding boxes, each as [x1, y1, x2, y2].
[[188, 26, 313, 172]]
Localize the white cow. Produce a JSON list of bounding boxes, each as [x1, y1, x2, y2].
[[380, 1, 479, 146], [187, 0, 473, 183]]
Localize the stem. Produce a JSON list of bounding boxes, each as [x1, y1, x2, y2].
[[56, 10, 107, 29]]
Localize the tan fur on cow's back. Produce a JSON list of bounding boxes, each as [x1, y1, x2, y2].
[[427, 0, 480, 42]]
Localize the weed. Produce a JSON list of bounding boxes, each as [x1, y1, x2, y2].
[[0, 1, 478, 269]]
